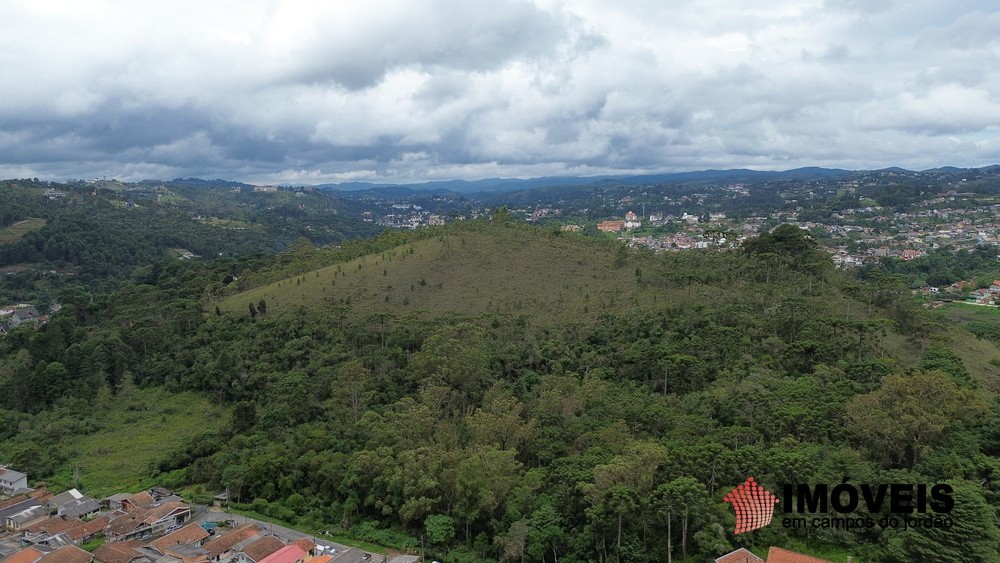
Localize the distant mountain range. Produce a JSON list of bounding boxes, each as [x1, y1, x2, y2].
[[309, 167, 857, 195], [164, 165, 1000, 196], [310, 165, 1000, 195]]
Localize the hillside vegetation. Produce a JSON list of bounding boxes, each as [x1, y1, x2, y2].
[[0, 385, 226, 498], [218, 221, 999, 389], [0, 218, 46, 244], [221, 225, 664, 324], [3, 221, 1000, 562]]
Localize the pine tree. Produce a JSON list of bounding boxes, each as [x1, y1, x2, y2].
[[902, 481, 1000, 562]]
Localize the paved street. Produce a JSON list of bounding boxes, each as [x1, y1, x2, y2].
[[194, 507, 384, 561]]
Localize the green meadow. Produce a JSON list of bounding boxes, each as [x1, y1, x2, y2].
[[0, 218, 46, 244]]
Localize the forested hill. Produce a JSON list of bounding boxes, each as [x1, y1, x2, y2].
[[2, 220, 1000, 561], [0, 179, 379, 302]]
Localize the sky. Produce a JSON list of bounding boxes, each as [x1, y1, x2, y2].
[[2, 0, 1000, 184]]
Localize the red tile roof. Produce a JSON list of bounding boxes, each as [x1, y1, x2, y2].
[[715, 548, 765, 563], [143, 502, 188, 523], [201, 523, 263, 559], [241, 536, 285, 563], [65, 516, 109, 543], [107, 502, 189, 537], [150, 523, 210, 554], [92, 541, 145, 563], [766, 547, 834, 563], [35, 546, 93, 563], [3, 547, 44, 563], [0, 494, 32, 510], [106, 512, 144, 537], [291, 539, 314, 555], [24, 517, 82, 535], [258, 545, 306, 563], [121, 492, 155, 511], [30, 489, 55, 501]]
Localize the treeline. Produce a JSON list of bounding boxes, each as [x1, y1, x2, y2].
[[0, 180, 382, 304], [0, 199, 283, 295], [162, 184, 380, 247], [0, 181, 49, 228], [866, 245, 1000, 288]]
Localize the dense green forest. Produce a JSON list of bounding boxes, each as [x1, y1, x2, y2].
[[2, 216, 1000, 562], [0, 179, 378, 303]]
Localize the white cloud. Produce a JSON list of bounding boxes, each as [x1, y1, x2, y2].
[[859, 85, 1000, 133], [1, 0, 999, 182]]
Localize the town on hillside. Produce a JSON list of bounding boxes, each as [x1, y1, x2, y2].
[[334, 169, 1000, 303], [0, 467, 418, 563]]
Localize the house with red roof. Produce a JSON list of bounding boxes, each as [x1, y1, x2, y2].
[[256, 545, 306, 563], [149, 522, 211, 555], [201, 522, 263, 562], [765, 546, 833, 563], [715, 547, 764, 563], [35, 545, 94, 563], [714, 546, 835, 563], [92, 541, 149, 563], [239, 537, 285, 563], [3, 547, 45, 563], [597, 220, 625, 232], [119, 492, 155, 513], [65, 516, 109, 545], [105, 502, 190, 541]]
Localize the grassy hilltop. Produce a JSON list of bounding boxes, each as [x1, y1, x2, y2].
[[220, 224, 669, 325]]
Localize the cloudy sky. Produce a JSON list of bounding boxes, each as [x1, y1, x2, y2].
[[2, 0, 1000, 184]]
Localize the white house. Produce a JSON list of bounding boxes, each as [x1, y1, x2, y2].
[[624, 211, 641, 230], [0, 467, 28, 494]]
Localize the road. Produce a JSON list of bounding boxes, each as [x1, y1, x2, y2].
[[194, 507, 385, 562]]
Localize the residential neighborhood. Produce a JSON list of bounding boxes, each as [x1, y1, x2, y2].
[[0, 468, 420, 563]]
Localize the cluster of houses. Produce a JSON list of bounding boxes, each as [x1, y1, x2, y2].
[[969, 279, 1000, 305], [375, 211, 445, 229], [596, 211, 642, 233], [0, 468, 418, 563], [828, 246, 928, 268], [716, 546, 834, 563], [916, 279, 1000, 306], [628, 233, 724, 251]]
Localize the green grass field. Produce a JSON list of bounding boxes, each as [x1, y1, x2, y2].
[[932, 300, 1000, 324], [50, 387, 227, 497], [219, 227, 681, 325], [0, 218, 46, 243], [927, 302, 1000, 391], [157, 190, 191, 205], [199, 217, 260, 230]]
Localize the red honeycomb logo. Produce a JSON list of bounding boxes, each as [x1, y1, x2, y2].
[[723, 476, 780, 534]]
